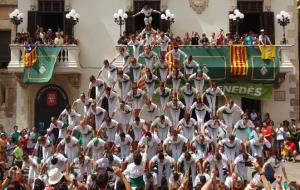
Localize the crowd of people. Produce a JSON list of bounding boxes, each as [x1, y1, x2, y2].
[[14, 25, 79, 45], [0, 4, 298, 190]]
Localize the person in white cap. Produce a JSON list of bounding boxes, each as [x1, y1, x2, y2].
[[138, 45, 158, 70], [47, 168, 64, 186], [155, 56, 170, 82], [217, 99, 244, 135], [259, 29, 272, 45], [188, 69, 212, 95], [154, 82, 172, 110]]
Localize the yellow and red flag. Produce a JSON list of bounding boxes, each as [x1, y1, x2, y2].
[[23, 45, 37, 68], [167, 43, 173, 72], [259, 45, 276, 59], [138, 67, 146, 90], [230, 45, 248, 76]]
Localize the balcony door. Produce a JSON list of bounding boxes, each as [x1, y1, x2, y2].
[[27, 0, 73, 37], [35, 84, 69, 135], [0, 31, 11, 69], [230, 0, 275, 43]]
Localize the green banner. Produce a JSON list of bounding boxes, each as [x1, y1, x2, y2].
[[218, 83, 273, 100], [246, 47, 280, 83], [23, 47, 61, 83]]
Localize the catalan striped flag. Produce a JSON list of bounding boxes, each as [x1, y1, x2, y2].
[[23, 45, 37, 68], [230, 45, 248, 76], [167, 43, 173, 72], [138, 67, 146, 90]]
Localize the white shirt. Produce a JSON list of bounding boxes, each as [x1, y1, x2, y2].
[[205, 87, 225, 96], [123, 153, 147, 178], [183, 60, 198, 74]]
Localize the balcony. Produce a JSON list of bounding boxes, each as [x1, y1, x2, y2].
[[115, 45, 295, 74], [8, 44, 82, 74]]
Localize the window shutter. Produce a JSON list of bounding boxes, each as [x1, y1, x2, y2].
[[125, 12, 135, 35], [229, 11, 235, 34], [63, 11, 73, 37], [27, 11, 40, 36], [263, 12, 275, 44]]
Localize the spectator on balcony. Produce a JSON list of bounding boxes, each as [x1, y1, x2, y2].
[[63, 35, 70, 45], [217, 29, 225, 45], [118, 31, 129, 45], [224, 33, 233, 45], [174, 36, 182, 45], [183, 32, 191, 45], [191, 32, 200, 45], [200, 33, 209, 45], [232, 34, 241, 44], [209, 32, 217, 45], [259, 29, 272, 45], [243, 31, 255, 45], [54, 32, 64, 45]]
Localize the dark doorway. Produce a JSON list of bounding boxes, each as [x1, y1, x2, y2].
[[238, 13, 263, 35], [0, 31, 11, 69], [35, 84, 69, 135], [241, 97, 261, 115], [40, 13, 64, 33]]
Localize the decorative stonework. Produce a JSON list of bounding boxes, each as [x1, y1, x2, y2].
[[188, 0, 209, 14]]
